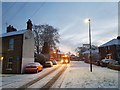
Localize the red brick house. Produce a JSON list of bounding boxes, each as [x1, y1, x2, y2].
[[0, 19, 34, 74], [99, 36, 120, 63]]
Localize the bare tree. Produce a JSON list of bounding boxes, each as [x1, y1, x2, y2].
[[33, 24, 60, 55]]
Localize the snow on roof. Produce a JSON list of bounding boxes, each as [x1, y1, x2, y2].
[[0, 29, 27, 38], [99, 39, 120, 47], [82, 49, 99, 54]]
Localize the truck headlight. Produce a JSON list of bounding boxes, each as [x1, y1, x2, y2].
[[65, 60, 68, 63], [61, 60, 63, 63]]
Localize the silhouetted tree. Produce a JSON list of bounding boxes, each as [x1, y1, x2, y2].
[[41, 42, 50, 54], [33, 24, 60, 55]]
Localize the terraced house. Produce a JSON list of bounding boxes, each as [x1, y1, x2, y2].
[[99, 36, 120, 64], [0, 19, 34, 74]]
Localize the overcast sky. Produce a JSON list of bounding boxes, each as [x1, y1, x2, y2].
[[2, 1, 118, 54]]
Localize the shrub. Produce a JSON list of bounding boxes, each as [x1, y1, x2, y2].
[[35, 54, 47, 66]]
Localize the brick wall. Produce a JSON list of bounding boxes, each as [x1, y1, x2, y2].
[[2, 35, 23, 74]]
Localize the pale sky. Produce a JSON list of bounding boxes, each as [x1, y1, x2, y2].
[[2, 1, 119, 54]]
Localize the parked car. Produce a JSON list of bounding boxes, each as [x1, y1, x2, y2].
[[96, 60, 100, 66], [45, 61, 53, 67], [52, 60, 57, 65], [100, 59, 115, 67], [25, 62, 43, 73], [109, 60, 119, 65]]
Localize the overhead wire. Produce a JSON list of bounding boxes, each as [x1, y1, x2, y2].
[[3, 2, 16, 26], [7, 2, 27, 24], [30, 2, 46, 19], [19, 2, 46, 28], [3, 2, 16, 15], [4, 1, 46, 29]]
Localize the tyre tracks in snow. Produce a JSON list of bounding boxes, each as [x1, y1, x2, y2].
[[17, 64, 68, 90], [41, 64, 68, 89]]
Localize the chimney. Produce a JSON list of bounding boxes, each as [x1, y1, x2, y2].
[[27, 19, 33, 31], [117, 36, 120, 39], [7, 25, 17, 33]]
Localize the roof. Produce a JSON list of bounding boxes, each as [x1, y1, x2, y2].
[[99, 39, 120, 47], [0, 29, 27, 38], [82, 50, 99, 54]]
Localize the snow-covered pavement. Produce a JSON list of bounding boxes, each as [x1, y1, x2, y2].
[[1, 64, 60, 88], [52, 61, 119, 88]]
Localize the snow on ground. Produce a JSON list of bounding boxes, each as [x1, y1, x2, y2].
[[1, 61, 119, 89], [53, 61, 119, 88], [1, 64, 59, 88], [27, 64, 65, 89]]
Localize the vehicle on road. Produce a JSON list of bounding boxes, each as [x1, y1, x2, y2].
[[25, 62, 43, 73], [45, 61, 53, 67], [61, 55, 70, 64], [52, 60, 57, 65]]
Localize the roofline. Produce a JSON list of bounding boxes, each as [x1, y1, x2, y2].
[[0, 34, 23, 38], [99, 39, 120, 47], [0, 29, 27, 38], [99, 44, 118, 48]]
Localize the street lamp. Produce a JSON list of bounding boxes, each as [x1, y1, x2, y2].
[[0, 56, 4, 61], [85, 18, 92, 72], [53, 51, 56, 54]]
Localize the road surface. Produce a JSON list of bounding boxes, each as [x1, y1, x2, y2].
[[1, 61, 119, 89]]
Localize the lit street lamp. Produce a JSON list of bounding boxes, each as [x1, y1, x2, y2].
[[53, 51, 56, 54], [85, 18, 92, 72], [0, 56, 4, 61]]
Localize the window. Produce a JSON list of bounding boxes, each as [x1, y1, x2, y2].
[[108, 46, 110, 50], [6, 57, 13, 70], [9, 39, 14, 50], [117, 52, 120, 58], [106, 47, 108, 53]]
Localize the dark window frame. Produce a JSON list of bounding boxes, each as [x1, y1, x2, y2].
[[6, 57, 13, 70], [8, 38, 14, 50]]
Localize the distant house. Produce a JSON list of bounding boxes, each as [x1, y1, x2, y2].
[[0, 19, 34, 74], [82, 49, 99, 62], [50, 49, 63, 61], [99, 36, 120, 63]]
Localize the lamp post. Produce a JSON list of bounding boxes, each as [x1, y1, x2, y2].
[[85, 18, 92, 72]]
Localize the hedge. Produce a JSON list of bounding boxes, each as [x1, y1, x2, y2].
[[107, 64, 120, 71]]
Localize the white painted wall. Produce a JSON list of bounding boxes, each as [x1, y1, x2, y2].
[[21, 30, 34, 73]]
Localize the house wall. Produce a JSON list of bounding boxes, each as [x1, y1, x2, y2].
[[99, 45, 117, 60], [99, 47, 107, 60], [82, 52, 99, 62], [0, 38, 2, 73], [2, 35, 23, 74], [116, 45, 120, 63], [21, 31, 34, 73], [108, 45, 117, 60]]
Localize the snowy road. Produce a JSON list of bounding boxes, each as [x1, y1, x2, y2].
[[52, 61, 119, 89], [1, 64, 62, 89], [1, 61, 119, 89], [26, 64, 67, 89]]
